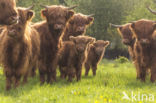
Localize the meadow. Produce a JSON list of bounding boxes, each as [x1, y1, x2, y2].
[[0, 59, 156, 103]]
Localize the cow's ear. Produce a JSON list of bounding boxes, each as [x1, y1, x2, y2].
[[27, 10, 34, 20], [66, 10, 74, 20], [87, 37, 96, 44], [41, 9, 48, 17], [104, 41, 110, 47], [86, 17, 94, 25], [69, 36, 76, 43], [131, 23, 135, 29], [153, 23, 156, 29]]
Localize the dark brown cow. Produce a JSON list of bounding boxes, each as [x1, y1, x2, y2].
[[0, 0, 18, 25], [85, 40, 109, 76], [109, 23, 142, 79], [0, 7, 40, 90], [130, 19, 156, 82], [33, 5, 76, 84], [58, 36, 95, 82], [62, 13, 94, 41]]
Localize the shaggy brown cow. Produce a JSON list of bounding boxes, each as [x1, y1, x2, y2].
[[130, 19, 156, 82], [62, 13, 94, 41], [0, 0, 18, 25], [109, 23, 142, 79], [58, 36, 95, 82], [33, 5, 76, 84], [85, 40, 109, 76], [0, 6, 40, 90]]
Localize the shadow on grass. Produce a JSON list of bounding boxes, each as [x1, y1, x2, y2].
[[0, 74, 39, 97]]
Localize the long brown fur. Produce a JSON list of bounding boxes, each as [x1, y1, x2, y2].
[[0, 7, 40, 90], [85, 40, 109, 76], [0, 0, 18, 25], [62, 13, 94, 41], [58, 36, 95, 82], [130, 19, 156, 82], [33, 5, 75, 84]]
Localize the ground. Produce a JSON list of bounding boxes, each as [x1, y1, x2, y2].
[[0, 59, 156, 103]]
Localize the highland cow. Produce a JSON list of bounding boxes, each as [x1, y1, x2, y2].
[[58, 36, 95, 82], [130, 19, 156, 82], [109, 23, 142, 79], [0, 6, 40, 90], [62, 13, 94, 41], [85, 40, 109, 76], [33, 5, 76, 84], [0, 0, 18, 25]]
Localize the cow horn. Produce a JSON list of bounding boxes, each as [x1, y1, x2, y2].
[[147, 6, 156, 15], [109, 23, 123, 28], [40, 4, 49, 9], [88, 14, 95, 17], [67, 5, 78, 10], [26, 4, 35, 10]]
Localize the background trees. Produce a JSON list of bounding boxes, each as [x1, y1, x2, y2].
[[17, 0, 156, 59]]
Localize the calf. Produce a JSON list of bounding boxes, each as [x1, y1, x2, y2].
[[0, 0, 18, 25], [0, 6, 40, 90], [62, 13, 94, 41], [130, 19, 156, 82], [58, 36, 95, 81], [33, 5, 76, 84], [85, 40, 109, 76]]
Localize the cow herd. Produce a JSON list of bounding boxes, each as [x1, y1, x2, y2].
[[110, 6, 156, 83], [0, 0, 110, 91]]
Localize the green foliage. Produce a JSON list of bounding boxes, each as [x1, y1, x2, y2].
[[0, 60, 156, 103], [115, 56, 129, 64]]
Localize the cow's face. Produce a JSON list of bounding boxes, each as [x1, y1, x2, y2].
[[0, 0, 18, 25], [93, 40, 109, 55], [41, 5, 74, 34], [70, 36, 95, 53], [130, 19, 156, 46], [69, 14, 94, 36], [118, 24, 134, 45], [7, 7, 34, 39]]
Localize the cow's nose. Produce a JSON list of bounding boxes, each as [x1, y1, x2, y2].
[[54, 24, 64, 30], [77, 26, 85, 32]]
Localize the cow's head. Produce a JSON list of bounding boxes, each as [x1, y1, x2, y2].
[[110, 23, 135, 46], [7, 6, 34, 39], [92, 40, 109, 56], [41, 5, 76, 34], [69, 35, 95, 53], [68, 13, 94, 36], [0, 0, 18, 25], [130, 19, 156, 46]]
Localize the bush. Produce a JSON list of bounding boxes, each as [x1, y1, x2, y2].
[[115, 56, 129, 63]]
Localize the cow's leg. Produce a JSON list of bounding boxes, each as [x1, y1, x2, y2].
[[39, 69, 46, 85], [14, 74, 21, 88], [85, 63, 90, 76], [139, 67, 146, 82], [76, 65, 82, 81], [5, 70, 13, 91], [22, 71, 28, 85], [31, 66, 36, 77], [92, 64, 97, 76], [150, 67, 156, 83]]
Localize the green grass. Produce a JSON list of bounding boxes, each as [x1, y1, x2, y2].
[[0, 59, 156, 103]]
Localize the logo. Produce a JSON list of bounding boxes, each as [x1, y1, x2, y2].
[[122, 91, 154, 102]]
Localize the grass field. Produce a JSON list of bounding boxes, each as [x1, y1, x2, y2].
[[0, 59, 156, 103]]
